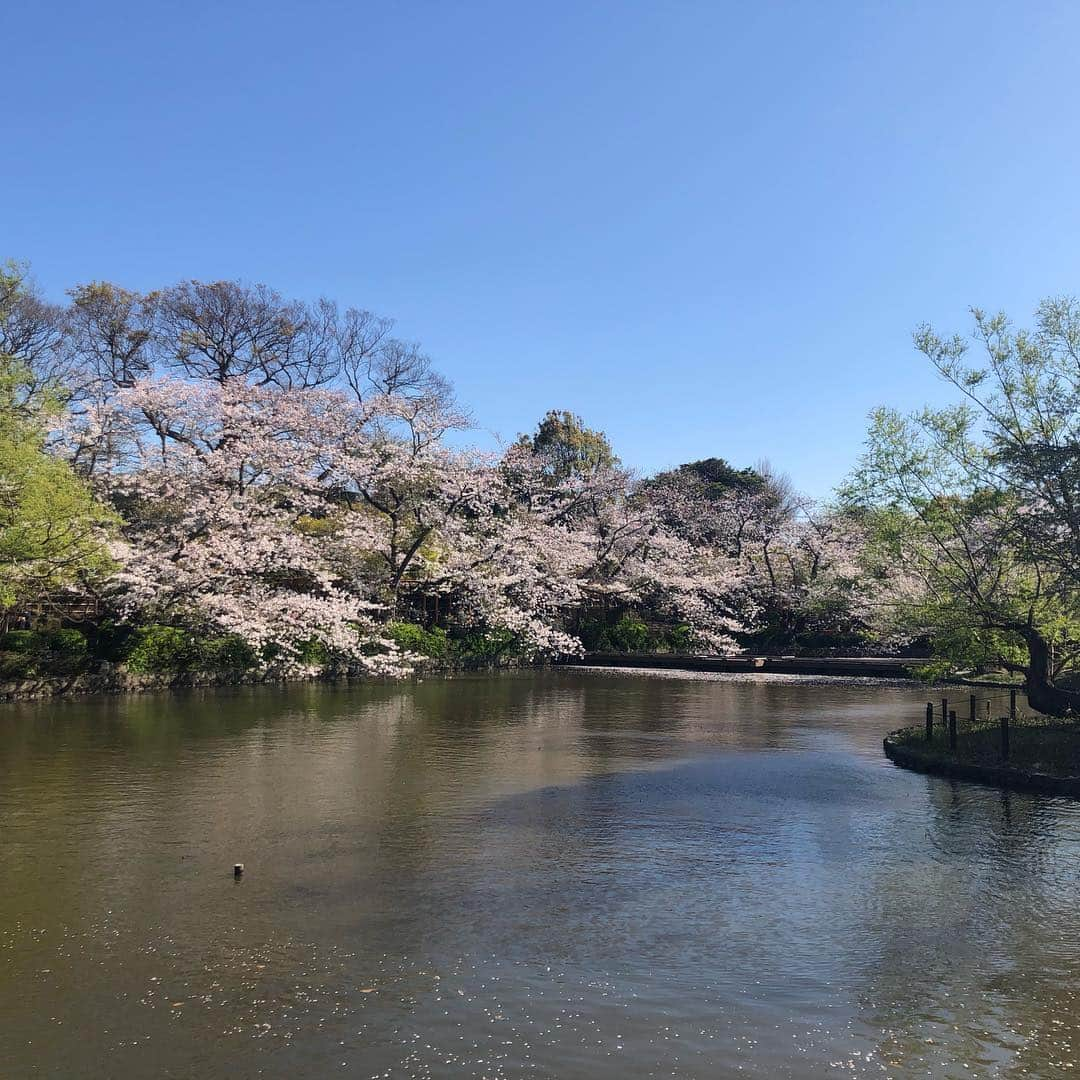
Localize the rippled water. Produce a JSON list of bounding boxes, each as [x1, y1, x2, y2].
[[2, 668, 1079, 1078]]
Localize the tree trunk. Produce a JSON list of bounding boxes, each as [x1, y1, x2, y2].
[[1022, 628, 1080, 717]]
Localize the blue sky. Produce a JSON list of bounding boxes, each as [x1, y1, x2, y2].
[[7, 1, 1079, 496]]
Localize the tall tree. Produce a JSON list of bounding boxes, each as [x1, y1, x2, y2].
[[0, 355, 114, 627], [848, 299, 1080, 715], [522, 410, 618, 481], [80, 376, 411, 673]]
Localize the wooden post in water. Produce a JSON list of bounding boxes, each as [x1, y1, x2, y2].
[[925, 702, 934, 742], [1010, 688, 1017, 720], [941, 697, 948, 729], [969, 694, 977, 724], [1001, 712, 1010, 762], [948, 710, 957, 751]]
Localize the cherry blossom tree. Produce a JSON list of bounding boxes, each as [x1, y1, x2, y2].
[[6, 261, 884, 675], [78, 377, 412, 675], [503, 445, 750, 653], [648, 465, 876, 652]]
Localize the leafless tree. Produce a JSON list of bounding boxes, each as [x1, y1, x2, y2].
[[0, 263, 74, 402], [67, 282, 155, 393], [154, 280, 340, 388]]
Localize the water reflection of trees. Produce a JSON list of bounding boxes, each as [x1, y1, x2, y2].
[[7, 672, 1076, 1076]]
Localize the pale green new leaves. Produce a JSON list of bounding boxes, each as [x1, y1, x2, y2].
[[0, 354, 115, 613]]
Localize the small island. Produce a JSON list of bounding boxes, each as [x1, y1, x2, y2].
[[886, 694, 1080, 797]]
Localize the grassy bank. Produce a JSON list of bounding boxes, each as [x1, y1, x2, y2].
[[885, 712, 1080, 795]]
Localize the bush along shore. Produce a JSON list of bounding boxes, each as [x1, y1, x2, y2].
[[0, 623, 531, 702], [884, 691, 1080, 797]]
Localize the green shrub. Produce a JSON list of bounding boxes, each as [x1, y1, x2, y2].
[[125, 625, 199, 674], [296, 637, 331, 667], [0, 628, 88, 677], [0, 630, 37, 654], [127, 626, 260, 673], [454, 627, 517, 660], [0, 651, 34, 678], [576, 616, 607, 652], [41, 628, 88, 658], [259, 638, 327, 668], [605, 613, 651, 653], [201, 634, 258, 670], [86, 620, 135, 663], [579, 612, 663, 653], [260, 641, 284, 664], [388, 622, 450, 659]]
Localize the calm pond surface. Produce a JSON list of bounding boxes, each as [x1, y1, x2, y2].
[[2, 668, 1079, 1079]]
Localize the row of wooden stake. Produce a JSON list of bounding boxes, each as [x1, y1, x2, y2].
[[925, 689, 1018, 760]]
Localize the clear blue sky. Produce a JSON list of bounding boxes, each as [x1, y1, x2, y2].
[[7, 1, 1079, 496]]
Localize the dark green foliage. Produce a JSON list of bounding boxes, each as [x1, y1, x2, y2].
[[200, 634, 258, 670], [0, 627, 89, 677], [0, 630, 36, 654], [43, 628, 88, 657], [453, 627, 517, 660], [599, 612, 651, 653], [83, 620, 136, 663], [738, 614, 870, 655], [125, 625, 257, 674], [259, 637, 330, 669], [388, 622, 450, 659], [579, 611, 695, 654], [678, 457, 766, 495], [575, 615, 609, 652], [296, 638, 331, 667], [0, 628, 88, 657], [0, 653, 31, 678], [125, 625, 199, 673]]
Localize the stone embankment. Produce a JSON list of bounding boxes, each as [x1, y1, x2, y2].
[[568, 652, 927, 678]]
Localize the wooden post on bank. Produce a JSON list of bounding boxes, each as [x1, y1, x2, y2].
[[948, 710, 958, 751], [1004, 688, 1017, 763], [925, 702, 934, 742]]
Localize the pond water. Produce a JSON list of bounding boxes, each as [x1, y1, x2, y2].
[[2, 668, 1079, 1079]]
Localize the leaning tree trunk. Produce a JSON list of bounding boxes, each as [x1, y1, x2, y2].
[[1021, 628, 1080, 717]]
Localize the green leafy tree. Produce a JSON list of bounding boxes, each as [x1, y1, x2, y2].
[[0, 274, 115, 627], [521, 409, 618, 480], [670, 457, 766, 496], [848, 298, 1080, 715]]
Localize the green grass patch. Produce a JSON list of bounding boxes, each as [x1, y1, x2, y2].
[[893, 715, 1080, 778]]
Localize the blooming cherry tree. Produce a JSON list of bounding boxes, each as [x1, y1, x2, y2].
[[79, 377, 412, 674]]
